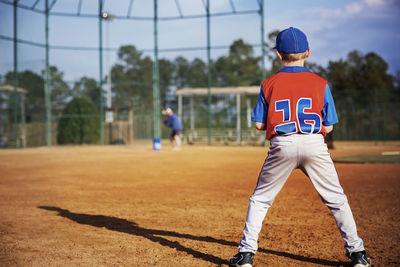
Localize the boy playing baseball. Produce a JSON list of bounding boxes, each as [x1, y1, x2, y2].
[[229, 27, 371, 267]]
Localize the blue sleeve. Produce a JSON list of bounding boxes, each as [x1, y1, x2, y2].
[[163, 118, 171, 128], [171, 114, 183, 130], [321, 84, 339, 126], [251, 85, 268, 123]]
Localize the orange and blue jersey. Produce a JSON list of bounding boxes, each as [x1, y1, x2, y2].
[[252, 66, 338, 140]]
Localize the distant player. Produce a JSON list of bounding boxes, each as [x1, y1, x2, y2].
[[229, 27, 371, 267], [163, 108, 183, 150]]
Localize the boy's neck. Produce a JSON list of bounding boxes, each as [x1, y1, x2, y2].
[[282, 59, 305, 67]]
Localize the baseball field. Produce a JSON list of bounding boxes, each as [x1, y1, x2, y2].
[[0, 141, 399, 266]]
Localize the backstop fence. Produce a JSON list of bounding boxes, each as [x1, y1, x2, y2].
[[0, 0, 267, 148], [0, 89, 399, 148], [0, 0, 398, 148]]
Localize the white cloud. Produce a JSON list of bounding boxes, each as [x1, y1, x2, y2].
[[364, 0, 392, 7], [346, 2, 363, 14], [306, 0, 393, 19], [308, 7, 345, 18]]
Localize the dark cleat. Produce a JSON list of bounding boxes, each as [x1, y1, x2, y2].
[[347, 250, 371, 267], [229, 252, 255, 267]]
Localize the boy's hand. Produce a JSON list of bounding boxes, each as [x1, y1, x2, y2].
[[324, 125, 333, 133], [255, 122, 266, 131]]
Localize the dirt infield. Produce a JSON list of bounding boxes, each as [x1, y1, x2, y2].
[[0, 141, 399, 266]]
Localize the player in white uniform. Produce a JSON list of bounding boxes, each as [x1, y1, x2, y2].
[[229, 27, 371, 267]]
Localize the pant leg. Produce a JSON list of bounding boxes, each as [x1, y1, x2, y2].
[[239, 136, 298, 253], [299, 134, 364, 253]]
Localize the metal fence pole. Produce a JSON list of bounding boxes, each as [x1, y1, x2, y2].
[[178, 95, 182, 124], [45, 0, 51, 146], [246, 98, 251, 128], [20, 93, 26, 147], [206, 0, 212, 145], [13, 0, 19, 148], [236, 93, 241, 145], [153, 0, 160, 140], [260, 0, 266, 81], [190, 96, 194, 131], [98, 0, 104, 145]]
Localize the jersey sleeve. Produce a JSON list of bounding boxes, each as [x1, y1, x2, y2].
[[171, 114, 183, 130], [321, 84, 339, 126], [163, 118, 171, 127], [251, 85, 268, 123]]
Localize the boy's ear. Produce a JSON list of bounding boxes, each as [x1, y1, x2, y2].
[[275, 50, 283, 61], [305, 48, 311, 58]]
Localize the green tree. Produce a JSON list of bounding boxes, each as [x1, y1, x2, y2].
[[326, 59, 352, 91], [111, 45, 153, 111], [5, 67, 70, 113], [228, 39, 260, 86], [265, 30, 282, 77], [0, 74, 6, 111], [57, 97, 99, 144], [173, 56, 190, 89], [159, 59, 175, 105], [362, 52, 393, 103], [136, 55, 153, 103], [188, 58, 207, 87], [72, 77, 101, 110], [326, 50, 394, 104], [214, 56, 231, 87], [304, 62, 326, 77], [393, 71, 400, 102], [5, 70, 44, 112], [44, 66, 70, 110]]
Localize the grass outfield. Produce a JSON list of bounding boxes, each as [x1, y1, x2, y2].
[[334, 152, 400, 163]]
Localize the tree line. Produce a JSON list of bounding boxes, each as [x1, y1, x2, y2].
[[1, 30, 399, 118]]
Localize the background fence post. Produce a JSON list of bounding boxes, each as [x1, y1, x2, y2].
[[98, 0, 104, 145], [206, 0, 212, 145], [260, 0, 266, 81], [45, 0, 51, 147], [13, 0, 19, 148], [153, 0, 161, 141], [236, 93, 241, 145]]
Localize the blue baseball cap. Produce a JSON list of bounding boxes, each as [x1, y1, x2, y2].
[[273, 27, 309, 54]]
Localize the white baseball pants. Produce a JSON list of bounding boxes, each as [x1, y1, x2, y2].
[[238, 134, 364, 254]]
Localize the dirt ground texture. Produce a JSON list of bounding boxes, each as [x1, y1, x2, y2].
[[0, 141, 399, 266]]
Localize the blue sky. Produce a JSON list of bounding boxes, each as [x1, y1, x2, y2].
[[0, 0, 399, 82]]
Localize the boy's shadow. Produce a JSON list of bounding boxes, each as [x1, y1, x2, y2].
[[38, 206, 350, 266]]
